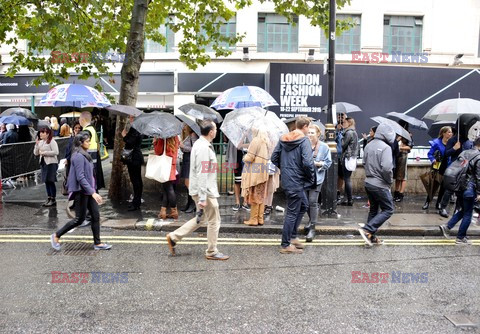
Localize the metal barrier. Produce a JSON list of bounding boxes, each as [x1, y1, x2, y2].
[[212, 141, 235, 194], [0, 137, 70, 180]]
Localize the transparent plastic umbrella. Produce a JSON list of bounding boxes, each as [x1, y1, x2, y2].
[[211, 86, 278, 110], [132, 111, 182, 138], [220, 107, 288, 154]]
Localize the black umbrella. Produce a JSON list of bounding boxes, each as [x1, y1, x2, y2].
[[174, 113, 201, 137], [386, 111, 428, 131], [1, 107, 38, 120], [428, 121, 456, 139], [179, 103, 223, 123], [106, 104, 143, 117], [132, 111, 182, 138]]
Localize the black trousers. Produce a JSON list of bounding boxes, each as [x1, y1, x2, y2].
[[162, 181, 177, 208], [56, 192, 101, 245], [127, 163, 143, 207]]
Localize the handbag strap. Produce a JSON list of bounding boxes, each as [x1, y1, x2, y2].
[[162, 139, 167, 157]]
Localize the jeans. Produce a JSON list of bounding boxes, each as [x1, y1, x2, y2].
[[306, 184, 322, 226], [45, 181, 56, 198], [446, 185, 475, 239], [343, 166, 353, 202], [56, 192, 101, 245], [282, 189, 308, 248], [127, 163, 143, 208], [364, 183, 394, 234]]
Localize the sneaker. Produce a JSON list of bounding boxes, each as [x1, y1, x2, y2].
[[79, 220, 91, 228], [439, 225, 450, 239], [50, 234, 61, 251], [279, 244, 303, 254], [205, 252, 230, 261], [370, 235, 384, 245], [290, 238, 305, 249], [94, 243, 112, 250], [241, 204, 251, 211], [455, 237, 472, 245], [358, 228, 373, 247], [232, 204, 241, 211], [166, 234, 176, 256]]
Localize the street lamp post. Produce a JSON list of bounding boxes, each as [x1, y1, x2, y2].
[[322, 0, 338, 217]]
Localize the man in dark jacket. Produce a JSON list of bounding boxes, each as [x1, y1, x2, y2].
[[359, 123, 396, 247], [271, 116, 315, 254]]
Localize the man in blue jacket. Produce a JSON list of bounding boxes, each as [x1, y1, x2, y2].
[[271, 117, 315, 254]]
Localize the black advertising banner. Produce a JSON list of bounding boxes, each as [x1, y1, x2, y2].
[[266, 63, 327, 119]]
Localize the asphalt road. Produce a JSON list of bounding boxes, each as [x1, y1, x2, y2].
[[0, 230, 479, 333]]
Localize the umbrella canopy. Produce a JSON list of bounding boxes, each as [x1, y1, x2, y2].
[[312, 120, 326, 139], [220, 106, 288, 154], [211, 86, 279, 110], [371, 116, 411, 141], [59, 111, 82, 118], [1, 107, 38, 120], [178, 103, 223, 123], [428, 121, 456, 138], [423, 98, 480, 122], [174, 111, 201, 137], [0, 115, 31, 126], [132, 111, 182, 138], [386, 111, 428, 130], [322, 102, 362, 114], [106, 104, 143, 117], [38, 84, 111, 109]]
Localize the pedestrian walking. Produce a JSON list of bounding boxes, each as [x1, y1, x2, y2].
[[50, 132, 111, 251], [65, 122, 83, 176], [166, 120, 229, 260], [154, 135, 180, 219], [122, 115, 144, 211], [34, 126, 59, 207], [242, 128, 270, 226], [340, 116, 359, 206], [179, 125, 199, 213], [358, 123, 396, 246], [439, 136, 480, 244], [271, 116, 315, 254], [304, 124, 332, 242]]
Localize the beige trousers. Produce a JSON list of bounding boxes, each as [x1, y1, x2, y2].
[[169, 195, 221, 256]]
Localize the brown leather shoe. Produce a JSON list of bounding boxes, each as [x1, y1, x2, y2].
[[279, 244, 303, 254], [166, 234, 176, 256], [290, 238, 305, 249], [158, 207, 167, 220], [168, 207, 179, 219]]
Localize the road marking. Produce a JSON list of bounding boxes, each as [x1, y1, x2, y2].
[[0, 234, 478, 246]]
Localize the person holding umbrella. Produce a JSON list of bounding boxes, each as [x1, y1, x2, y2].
[[122, 115, 144, 211], [340, 116, 359, 206], [422, 126, 453, 210], [179, 124, 199, 213]]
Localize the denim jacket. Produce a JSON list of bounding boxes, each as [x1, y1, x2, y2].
[[312, 141, 332, 185]]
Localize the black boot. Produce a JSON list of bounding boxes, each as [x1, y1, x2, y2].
[[304, 222, 312, 235], [42, 197, 51, 207], [184, 197, 196, 213], [393, 191, 399, 201], [422, 201, 430, 210], [306, 224, 316, 242], [394, 193, 404, 202], [44, 197, 56, 207]]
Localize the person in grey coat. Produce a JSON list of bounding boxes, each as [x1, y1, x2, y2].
[[358, 123, 396, 246]]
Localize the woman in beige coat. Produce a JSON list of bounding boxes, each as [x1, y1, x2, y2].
[[241, 129, 270, 226]]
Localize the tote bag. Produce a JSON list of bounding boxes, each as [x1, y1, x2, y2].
[[344, 156, 357, 172], [145, 141, 172, 183]]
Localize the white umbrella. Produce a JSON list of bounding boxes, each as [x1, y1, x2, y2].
[[423, 98, 480, 122]]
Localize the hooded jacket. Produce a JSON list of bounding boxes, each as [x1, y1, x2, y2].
[[363, 123, 396, 189], [271, 129, 315, 191]]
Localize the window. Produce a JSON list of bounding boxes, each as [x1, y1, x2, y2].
[[320, 14, 361, 54], [26, 41, 51, 56], [383, 16, 423, 54], [145, 21, 175, 53], [257, 13, 298, 52], [202, 17, 237, 52]]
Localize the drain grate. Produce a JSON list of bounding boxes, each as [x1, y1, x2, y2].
[[47, 242, 97, 256], [445, 314, 478, 328]]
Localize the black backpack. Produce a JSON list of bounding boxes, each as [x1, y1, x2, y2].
[[443, 149, 480, 192]]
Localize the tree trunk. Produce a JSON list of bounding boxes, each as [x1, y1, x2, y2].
[[108, 0, 149, 200]]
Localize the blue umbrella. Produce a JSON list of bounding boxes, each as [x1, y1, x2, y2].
[[210, 85, 278, 110], [0, 115, 32, 126], [38, 84, 111, 109]]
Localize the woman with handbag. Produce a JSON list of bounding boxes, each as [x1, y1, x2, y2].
[[340, 116, 359, 206], [179, 125, 199, 213], [122, 115, 144, 211], [242, 128, 270, 226], [305, 124, 332, 241], [422, 126, 453, 210], [34, 126, 59, 207], [154, 135, 180, 219], [50, 132, 111, 251]]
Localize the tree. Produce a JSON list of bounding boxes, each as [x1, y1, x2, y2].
[[0, 0, 351, 200]]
